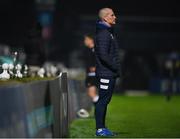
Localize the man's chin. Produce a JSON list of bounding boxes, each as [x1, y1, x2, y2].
[[110, 22, 116, 26], [113, 20, 116, 24]]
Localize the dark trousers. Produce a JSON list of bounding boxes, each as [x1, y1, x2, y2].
[[95, 76, 116, 129]]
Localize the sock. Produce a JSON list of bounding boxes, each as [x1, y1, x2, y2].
[[97, 128, 103, 132], [93, 95, 99, 103]]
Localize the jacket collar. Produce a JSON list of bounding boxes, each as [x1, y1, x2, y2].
[[96, 20, 114, 33]]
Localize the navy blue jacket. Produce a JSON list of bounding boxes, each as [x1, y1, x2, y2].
[[95, 21, 121, 77]]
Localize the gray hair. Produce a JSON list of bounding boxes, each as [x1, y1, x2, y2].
[[98, 8, 112, 20]]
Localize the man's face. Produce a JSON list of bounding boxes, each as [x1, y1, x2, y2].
[[84, 37, 94, 48], [104, 9, 116, 25]]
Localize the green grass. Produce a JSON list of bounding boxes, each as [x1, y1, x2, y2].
[[69, 95, 180, 138]]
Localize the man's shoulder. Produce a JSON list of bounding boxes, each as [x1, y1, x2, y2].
[[96, 29, 111, 38], [97, 29, 110, 34]]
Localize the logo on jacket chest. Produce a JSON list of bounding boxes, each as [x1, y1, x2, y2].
[[110, 34, 114, 39]]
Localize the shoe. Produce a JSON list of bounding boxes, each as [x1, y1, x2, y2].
[[96, 128, 114, 137], [77, 109, 89, 118]]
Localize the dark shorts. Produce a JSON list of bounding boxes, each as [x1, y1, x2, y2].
[[85, 76, 97, 88]]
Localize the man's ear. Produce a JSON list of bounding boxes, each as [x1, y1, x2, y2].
[[103, 18, 107, 22]]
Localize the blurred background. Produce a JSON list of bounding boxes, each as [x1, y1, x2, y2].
[[0, 0, 180, 93]]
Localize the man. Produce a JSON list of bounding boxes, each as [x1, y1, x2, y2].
[[95, 8, 121, 137], [77, 34, 99, 118], [83, 34, 99, 103]]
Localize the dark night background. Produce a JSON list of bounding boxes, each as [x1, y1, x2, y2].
[[0, 0, 180, 90], [0, 0, 180, 60]]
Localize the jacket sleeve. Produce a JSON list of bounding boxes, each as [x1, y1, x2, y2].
[[96, 30, 118, 72]]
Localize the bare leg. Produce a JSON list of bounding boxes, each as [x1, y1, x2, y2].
[[87, 86, 99, 102]]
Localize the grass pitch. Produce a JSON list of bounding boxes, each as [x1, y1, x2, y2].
[[69, 95, 180, 138]]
